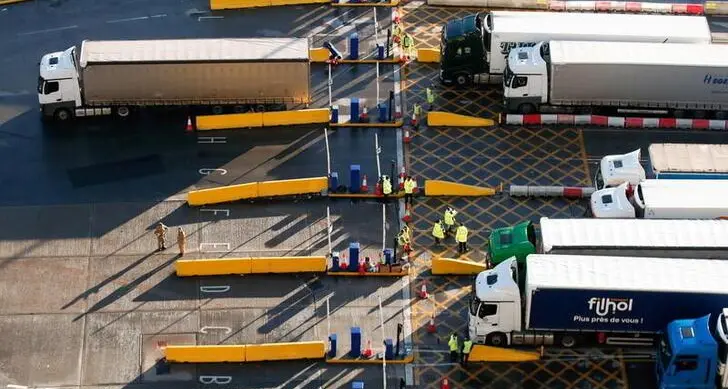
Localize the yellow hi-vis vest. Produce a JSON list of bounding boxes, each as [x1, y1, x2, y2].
[[462, 340, 473, 354], [404, 178, 416, 194], [382, 177, 393, 194], [448, 335, 458, 352], [444, 210, 456, 226], [432, 222, 445, 239], [456, 225, 468, 243], [397, 233, 409, 246]]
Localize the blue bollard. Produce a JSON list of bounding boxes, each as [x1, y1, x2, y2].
[[378, 103, 387, 123], [384, 338, 394, 359], [348, 242, 360, 271], [349, 33, 359, 60], [377, 43, 385, 60], [329, 334, 337, 358], [349, 164, 361, 193], [350, 98, 360, 123], [352, 382, 364, 389], [331, 105, 339, 124], [329, 172, 339, 192], [383, 248, 393, 265], [350, 327, 362, 357]]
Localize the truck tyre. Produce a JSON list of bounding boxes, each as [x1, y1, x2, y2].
[[487, 333, 507, 347], [116, 106, 131, 118], [716, 111, 728, 120], [517, 103, 536, 115], [212, 105, 224, 115], [559, 335, 577, 348], [673, 109, 686, 119], [234, 105, 246, 113], [455, 73, 472, 88], [54, 108, 71, 122], [256, 104, 266, 113]]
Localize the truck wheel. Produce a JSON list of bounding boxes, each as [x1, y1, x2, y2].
[[717, 111, 728, 120], [256, 104, 266, 113], [559, 335, 577, 348], [487, 333, 507, 347], [673, 109, 686, 119], [233, 105, 246, 113], [693, 110, 707, 119], [212, 105, 224, 115], [455, 73, 472, 88], [116, 106, 131, 118], [54, 108, 71, 122], [517, 103, 536, 115]]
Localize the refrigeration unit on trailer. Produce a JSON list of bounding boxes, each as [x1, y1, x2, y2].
[[38, 38, 311, 122], [439, 12, 711, 86], [596, 144, 728, 189], [486, 217, 728, 269], [503, 41, 728, 118], [591, 179, 728, 218], [468, 255, 728, 349]]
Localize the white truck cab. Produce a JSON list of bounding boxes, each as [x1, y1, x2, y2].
[[38, 46, 82, 121], [503, 42, 547, 114], [590, 182, 637, 219], [468, 257, 521, 346], [595, 149, 646, 190]]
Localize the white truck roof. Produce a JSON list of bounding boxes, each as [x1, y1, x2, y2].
[[526, 254, 728, 294], [549, 40, 728, 68], [80, 38, 310, 67], [540, 217, 728, 251], [490, 11, 711, 43], [635, 179, 728, 214], [649, 143, 728, 174]]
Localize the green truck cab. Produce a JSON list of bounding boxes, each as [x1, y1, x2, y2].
[[487, 221, 537, 271], [440, 13, 487, 87]]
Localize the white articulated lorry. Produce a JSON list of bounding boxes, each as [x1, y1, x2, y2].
[[439, 12, 712, 86], [590, 179, 728, 219], [38, 38, 311, 122], [596, 144, 728, 189], [503, 41, 728, 118]]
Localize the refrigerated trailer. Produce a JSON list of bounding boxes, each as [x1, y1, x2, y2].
[[591, 179, 728, 218], [486, 217, 728, 269], [468, 255, 728, 348], [38, 38, 311, 122], [503, 40, 728, 118], [439, 12, 712, 86]]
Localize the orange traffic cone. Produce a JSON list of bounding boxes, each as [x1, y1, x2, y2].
[[362, 339, 373, 358], [360, 107, 369, 122], [361, 174, 369, 193], [427, 313, 436, 333], [358, 259, 366, 275], [402, 204, 412, 223], [185, 116, 194, 132], [399, 166, 406, 190], [441, 378, 450, 389], [419, 281, 429, 299], [375, 180, 383, 196], [403, 128, 412, 143]]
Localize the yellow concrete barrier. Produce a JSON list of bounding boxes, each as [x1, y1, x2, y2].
[[469, 345, 541, 362], [424, 180, 496, 197], [310, 48, 331, 62], [246, 341, 325, 362], [261, 109, 329, 127], [187, 182, 259, 206], [417, 48, 440, 63], [431, 257, 487, 275], [427, 112, 495, 127], [197, 112, 264, 130], [257, 177, 328, 197], [164, 345, 246, 363], [270, 0, 329, 5], [211, 0, 270, 8], [175, 258, 253, 277], [250, 256, 327, 274]]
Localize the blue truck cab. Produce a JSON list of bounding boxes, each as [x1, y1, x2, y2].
[[658, 311, 728, 389]]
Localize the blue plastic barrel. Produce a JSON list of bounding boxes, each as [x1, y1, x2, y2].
[[348, 242, 360, 271], [384, 338, 394, 359], [378, 103, 387, 123], [349, 164, 361, 193], [329, 334, 337, 358], [329, 172, 339, 191], [350, 98, 360, 123], [350, 327, 362, 357], [331, 105, 339, 124], [349, 33, 359, 60]]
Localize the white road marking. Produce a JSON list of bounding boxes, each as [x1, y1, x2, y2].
[[200, 326, 232, 334], [106, 16, 149, 23], [199, 242, 230, 252], [8, 385, 28, 389], [198, 16, 224, 21], [200, 208, 230, 217], [151, 13, 167, 18], [200, 286, 231, 294], [199, 376, 232, 384], [18, 25, 78, 36], [198, 136, 227, 144], [198, 168, 227, 175]]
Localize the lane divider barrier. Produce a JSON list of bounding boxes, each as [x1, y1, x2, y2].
[[549, 0, 705, 13], [431, 257, 488, 275], [424, 180, 500, 197], [416, 48, 440, 63], [427, 111, 496, 127], [175, 256, 327, 276], [509, 185, 595, 199], [502, 113, 728, 130], [469, 344, 542, 362], [196, 109, 329, 130], [164, 342, 325, 363], [211, 0, 328, 9], [187, 176, 328, 206]]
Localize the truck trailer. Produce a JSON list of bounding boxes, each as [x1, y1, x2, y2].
[[596, 144, 728, 189], [38, 38, 311, 122], [503, 40, 728, 118], [486, 217, 728, 270], [439, 12, 711, 87], [591, 179, 728, 219], [469, 255, 728, 349]]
